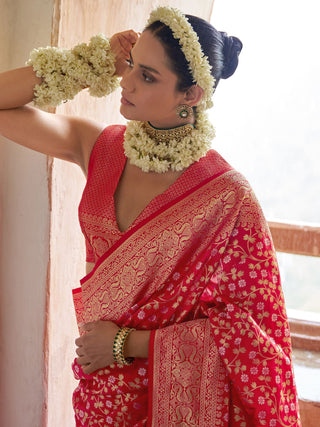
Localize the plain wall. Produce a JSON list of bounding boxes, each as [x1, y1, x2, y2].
[[0, 1, 53, 426]]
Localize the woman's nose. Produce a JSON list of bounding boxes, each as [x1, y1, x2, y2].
[[120, 68, 135, 92]]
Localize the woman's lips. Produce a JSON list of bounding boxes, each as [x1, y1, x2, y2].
[[121, 95, 134, 106]]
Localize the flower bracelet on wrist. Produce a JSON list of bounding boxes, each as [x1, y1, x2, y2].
[[113, 327, 135, 366], [27, 34, 119, 108]]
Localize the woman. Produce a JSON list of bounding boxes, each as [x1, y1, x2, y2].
[[0, 6, 300, 426]]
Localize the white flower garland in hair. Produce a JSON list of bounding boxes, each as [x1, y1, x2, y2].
[[123, 112, 215, 173], [27, 34, 119, 107], [147, 6, 215, 111]]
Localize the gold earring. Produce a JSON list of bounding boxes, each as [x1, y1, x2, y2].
[[176, 104, 194, 120]]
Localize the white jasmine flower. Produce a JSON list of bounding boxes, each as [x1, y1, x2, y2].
[[124, 112, 214, 173], [148, 7, 215, 111], [27, 34, 119, 107]]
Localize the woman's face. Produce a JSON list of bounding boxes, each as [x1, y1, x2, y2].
[[120, 30, 188, 128]]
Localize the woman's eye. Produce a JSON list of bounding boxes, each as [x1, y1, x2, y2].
[[125, 60, 153, 83], [142, 73, 153, 83]]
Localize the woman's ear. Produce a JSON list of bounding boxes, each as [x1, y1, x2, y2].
[[184, 85, 204, 107]]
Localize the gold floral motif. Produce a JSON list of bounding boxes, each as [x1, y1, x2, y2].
[[80, 171, 251, 322], [74, 167, 300, 426]]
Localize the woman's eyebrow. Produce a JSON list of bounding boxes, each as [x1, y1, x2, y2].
[[129, 51, 161, 75]]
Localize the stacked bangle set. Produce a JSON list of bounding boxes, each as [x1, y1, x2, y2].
[[113, 327, 135, 366]]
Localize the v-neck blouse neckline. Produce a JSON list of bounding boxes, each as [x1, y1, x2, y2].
[[79, 125, 226, 263], [112, 158, 192, 235]]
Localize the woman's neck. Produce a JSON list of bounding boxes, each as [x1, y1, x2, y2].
[[148, 116, 195, 130]]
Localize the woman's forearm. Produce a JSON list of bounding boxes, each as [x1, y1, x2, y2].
[[1, 30, 139, 111], [125, 330, 151, 359], [0, 66, 40, 110]]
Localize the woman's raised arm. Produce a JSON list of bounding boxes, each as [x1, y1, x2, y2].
[[0, 30, 139, 171], [0, 66, 41, 109], [0, 67, 104, 172], [0, 66, 104, 172]]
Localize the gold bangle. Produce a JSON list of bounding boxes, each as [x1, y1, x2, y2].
[[113, 327, 135, 366]]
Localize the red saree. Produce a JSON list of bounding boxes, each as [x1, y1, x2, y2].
[[72, 126, 300, 426]]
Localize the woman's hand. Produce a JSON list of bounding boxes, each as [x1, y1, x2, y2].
[[75, 319, 151, 375], [110, 30, 140, 77], [75, 320, 119, 374]]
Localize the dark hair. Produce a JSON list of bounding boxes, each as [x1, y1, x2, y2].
[[145, 15, 243, 91]]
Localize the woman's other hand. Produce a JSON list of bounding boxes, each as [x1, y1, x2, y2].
[[75, 319, 151, 375], [75, 320, 119, 374], [110, 30, 140, 77]]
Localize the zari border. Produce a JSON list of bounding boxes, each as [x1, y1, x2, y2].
[[81, 169, 228, 286], [148, 319, 228, 426], [76, 168, 267, 324]]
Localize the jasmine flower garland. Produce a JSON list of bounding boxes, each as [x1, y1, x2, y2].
[[26, 7, 216, 172], [123, 112, 215, 173], [26, 7, 215, 111], [147, 7, 216, 111], [27, 34, 119, 107]]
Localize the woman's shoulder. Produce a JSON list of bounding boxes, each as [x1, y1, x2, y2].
[[99, 123, 127, 139], [85, 123, 127, 177], [89, 123, 126, 158], [200, 149, 247, 187], [65, 117, 125, 174], [203, 149, 261, 206]]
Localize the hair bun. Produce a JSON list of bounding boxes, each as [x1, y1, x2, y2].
[[220, 32, 243, 79]]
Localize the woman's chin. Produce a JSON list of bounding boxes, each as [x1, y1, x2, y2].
[[120, 112, 136, 121], [120, 107, 148, 122], [120, 105, 137, 121]]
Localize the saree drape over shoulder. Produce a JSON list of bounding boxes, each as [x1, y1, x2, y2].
[[72, 126, 300, 426]]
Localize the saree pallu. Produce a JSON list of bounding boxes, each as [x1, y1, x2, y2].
[[72, 167, 300, 426]]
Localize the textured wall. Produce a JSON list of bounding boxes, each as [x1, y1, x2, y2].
[[0, 1, 53, 426]]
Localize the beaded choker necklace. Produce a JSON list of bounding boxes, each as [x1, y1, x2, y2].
[[123, 112, 215, 173]]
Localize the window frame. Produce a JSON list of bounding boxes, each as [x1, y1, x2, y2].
[[269, 221, 320, 351]]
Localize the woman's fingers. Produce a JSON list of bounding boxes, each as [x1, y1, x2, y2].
[[111, 30, 139, 50], [76, 347, 83, 357], [74, 320, 119, 373], [110, 30, 139, 60], [121, 29, 140, 45], [118, 36, 133, 57], [82, 363, 96, 375], [75, 336, 82, 347], [76, 355, 90, 366], [110, 30, 140, 76], [79, 321, 96, 333]]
